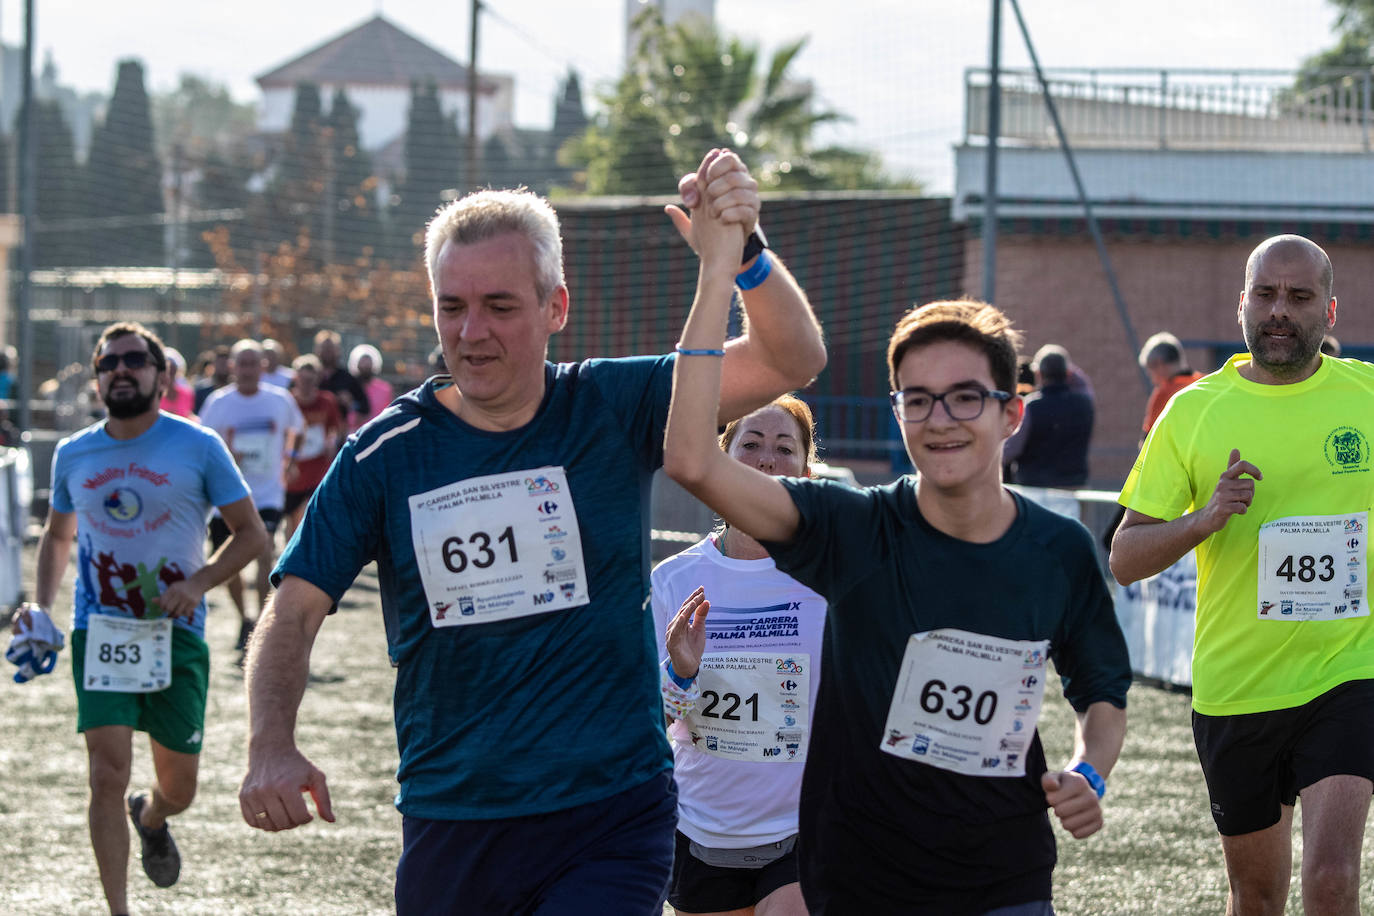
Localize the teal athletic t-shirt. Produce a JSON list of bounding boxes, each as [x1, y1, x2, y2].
[[50, 412, 250, 638], [275, 357, 676, 820]]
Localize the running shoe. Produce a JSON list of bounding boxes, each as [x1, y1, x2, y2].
[[235, 617, 256, 652], [127, 793, 180, 887]]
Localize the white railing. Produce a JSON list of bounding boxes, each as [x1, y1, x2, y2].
[[965, 67, 1374, 152]]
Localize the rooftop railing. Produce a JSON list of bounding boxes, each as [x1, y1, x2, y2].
[[965, 67, 1374, 151]]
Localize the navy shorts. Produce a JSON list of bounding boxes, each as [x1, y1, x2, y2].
[[394, 771, 676, 915], [1194, 678, 1374, 836]]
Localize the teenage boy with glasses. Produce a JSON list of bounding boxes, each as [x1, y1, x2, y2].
[[664, 287, 1131, 915]]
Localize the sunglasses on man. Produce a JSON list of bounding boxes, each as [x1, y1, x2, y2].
[[95, 351, 158, 373]]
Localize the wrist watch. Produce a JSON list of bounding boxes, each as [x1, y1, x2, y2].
[[742, 225, 769, 265]]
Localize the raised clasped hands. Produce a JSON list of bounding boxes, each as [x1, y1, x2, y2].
[[665, 148, 755, 265]]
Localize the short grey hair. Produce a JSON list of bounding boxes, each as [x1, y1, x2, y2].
[[1138, 331, 1184, 369], [424, 188, 564, 302], [230, 338, 262, 359]]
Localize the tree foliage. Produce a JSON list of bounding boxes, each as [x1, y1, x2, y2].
[[151, 73, 258, 161], [391, 80, 462, 264], [33, 99, 82, 266], [326, 89, 382, 263], [562, 9, 913, 194], [85, 59, 164, 265], [1295, 1, 1374, 90]]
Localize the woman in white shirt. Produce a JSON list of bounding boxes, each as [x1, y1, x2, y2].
[[653, 395, 826, 916]]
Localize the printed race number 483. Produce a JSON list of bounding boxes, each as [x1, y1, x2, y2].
[[1274, 554, 1335, 583]]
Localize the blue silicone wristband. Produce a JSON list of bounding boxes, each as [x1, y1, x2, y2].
[[734, 249, 773, 290], [674, 345, 726, 357], [1071, 761, 1107, 799], [665, 659, 697, 690]]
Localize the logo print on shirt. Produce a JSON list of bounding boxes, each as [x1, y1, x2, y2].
[[103, 487, 143, 522], [1325, 427, 1370, 474]]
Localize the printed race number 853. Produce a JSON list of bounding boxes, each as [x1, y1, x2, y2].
[[97, 643, 141, 665]]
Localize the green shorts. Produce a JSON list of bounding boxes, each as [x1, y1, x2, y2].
[[71, 625, 210, 755]]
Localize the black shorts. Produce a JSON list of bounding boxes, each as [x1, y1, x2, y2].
[[208, 507, 281, 551], [283, 489, 314, 516], [668, 829, 799, 913], [1193, 678, 1374, 836]]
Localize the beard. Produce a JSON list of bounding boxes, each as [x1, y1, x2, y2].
[[103, 384, 158, 419], [1242, 317, 1325, 380]]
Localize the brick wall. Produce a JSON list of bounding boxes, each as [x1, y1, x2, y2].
[[964, 223, 1374, 487]]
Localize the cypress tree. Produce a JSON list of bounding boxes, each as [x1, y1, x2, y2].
[[32, 100, 81, 266], [391, 80, 461, 264], [85, 60, 164, 265], [547, 70, 588, 189], [268, 81, 326, 263], [327, 88, 381, 262]]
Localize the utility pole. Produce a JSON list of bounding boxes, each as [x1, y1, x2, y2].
[[169, 141, 184, 351], [467, 0, 481, 190], [982, 0, 1001, 303], [322, 127, 336, 265], [17, 0, 35, 433]]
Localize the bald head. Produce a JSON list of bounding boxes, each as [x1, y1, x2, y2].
[[1245, 235, 1332, 303]]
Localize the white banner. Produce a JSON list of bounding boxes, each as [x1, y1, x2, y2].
[[1113, 553, 1196, 687]]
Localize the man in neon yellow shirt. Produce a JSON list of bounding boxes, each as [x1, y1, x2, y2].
[[1112, 234, 1374, 916]]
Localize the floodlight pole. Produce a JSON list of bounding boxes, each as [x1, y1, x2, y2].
[[467, 0, 482, 190], [17, 0, 35, 433], [982, 0, 1001, 303]]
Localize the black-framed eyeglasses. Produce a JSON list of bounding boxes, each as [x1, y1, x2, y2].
[[95, 351, 156, 373], [889, 386, 1013, 423]]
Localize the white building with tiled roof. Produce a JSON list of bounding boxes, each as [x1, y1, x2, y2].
[[255, 14, 514, 151]]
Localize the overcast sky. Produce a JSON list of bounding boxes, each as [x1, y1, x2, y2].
[[17, 0, 1342, 192]]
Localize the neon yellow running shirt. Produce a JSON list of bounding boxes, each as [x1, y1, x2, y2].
[[1121, 354, 1374, 715]]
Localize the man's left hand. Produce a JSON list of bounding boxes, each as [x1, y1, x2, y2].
[[1042, 770, 1104, 839]]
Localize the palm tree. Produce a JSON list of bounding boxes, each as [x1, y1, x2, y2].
[[562, 8, 907, 194]]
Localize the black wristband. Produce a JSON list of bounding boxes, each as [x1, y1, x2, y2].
[[742, 226, 769, 265]]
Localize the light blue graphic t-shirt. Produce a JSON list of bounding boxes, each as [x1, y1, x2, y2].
[[51, 413, 249, 637]]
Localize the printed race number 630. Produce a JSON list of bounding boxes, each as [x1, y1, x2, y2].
[[919, 679, 998, 725]]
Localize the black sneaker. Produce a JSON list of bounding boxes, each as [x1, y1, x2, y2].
[[235, 617, 256, 652], [127, 793, 180, 888]]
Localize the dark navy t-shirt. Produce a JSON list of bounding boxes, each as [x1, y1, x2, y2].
[[275, 357, 676, 820]]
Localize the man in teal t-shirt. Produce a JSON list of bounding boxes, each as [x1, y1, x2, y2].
[[1113, 234, 1374, 915], [238, 150, 827, 915]]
